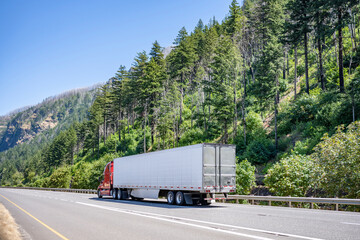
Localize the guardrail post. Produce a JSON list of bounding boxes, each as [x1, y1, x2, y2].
[[336, 204, 339, 211], [236, 199, 239, 204], [251, 199, 255, 205], [311, 202, 314, 209], [288, 201, 291, 208], [269, 200, 271, 206]]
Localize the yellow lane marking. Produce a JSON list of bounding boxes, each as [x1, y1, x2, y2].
[[0, 193, 69, 240]]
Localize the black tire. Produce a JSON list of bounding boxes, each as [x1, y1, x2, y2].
[[167, 191, 175, 205], [117, 189, 123, 200], [175, 191, 185, 206], [97, 189, 102, 198], [112, 189, 118, 199]]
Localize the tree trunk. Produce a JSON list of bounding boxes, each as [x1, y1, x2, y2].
[[318, 38, 325, 91], [127, 114, 130, 134], [352, 82, 356, 122], [242, 69, 247, 146], [334, 32, 338, 67], [349, 9, 357, 49], [179, 73, 184, 126], [103, 115, 106, 144], [233, 71, 238, 139], [294, 46, 298, 99], [304, 32, 309, 94], [275, 75, 279, 152], [118, 111, 121, 142], [250, 65, 255, 84], [283, 50, 286, 79], [97, 126, 100, 158], [338, 10, 345, 93], [287, 51, 290, 77], [174, 111, 178, 147], [143, 104, 147, 153]]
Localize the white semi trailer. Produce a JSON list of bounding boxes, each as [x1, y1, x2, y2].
[[97, 143, 236, 205]]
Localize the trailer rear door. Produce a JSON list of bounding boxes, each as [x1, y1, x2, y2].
[[203, 144, 236, 192]]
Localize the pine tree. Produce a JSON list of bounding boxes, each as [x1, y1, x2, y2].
[[327, 0, 358, 93], [256, 0, 285, 151], [144, 41, 167, 146], [284, 0, 312, 94], [168, 27, 197, 143], [209, 36, 240, 143], [226, 0, 242, 37], [310, 0, 331, 91]]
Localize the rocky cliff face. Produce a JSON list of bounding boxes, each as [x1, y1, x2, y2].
[[0, 87, 97, 152]]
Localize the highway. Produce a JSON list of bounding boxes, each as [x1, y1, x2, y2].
[[0, 188, 359, 240]]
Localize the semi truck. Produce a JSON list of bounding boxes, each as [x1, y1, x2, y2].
[[97, 143, 236, 205]]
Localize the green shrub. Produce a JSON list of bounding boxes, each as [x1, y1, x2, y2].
[[242, 138, 275, 164], [47, 166, 72, 188], [236, 159, 256, 195], [179, 128, 204, 146], [264, 154, 319, 197], [312, 121, 360, 198]]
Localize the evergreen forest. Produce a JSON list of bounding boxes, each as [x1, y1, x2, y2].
[[1, 0, 360, 199]]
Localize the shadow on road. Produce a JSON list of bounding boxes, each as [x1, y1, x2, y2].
[[89, 197, 225, 209]]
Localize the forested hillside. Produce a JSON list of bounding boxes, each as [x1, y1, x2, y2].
[[1, 0, 359, 199], [0, 87, 97, 185]]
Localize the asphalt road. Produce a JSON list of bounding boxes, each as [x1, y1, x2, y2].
[[0, 188, 359, 240]]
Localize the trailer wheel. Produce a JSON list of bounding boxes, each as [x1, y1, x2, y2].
[[167, 191, 175, 205], [117, 190, 123, 200], [97, 190, 102, 198], [175, 191, 185, 206], [112, 189, 118, 199]]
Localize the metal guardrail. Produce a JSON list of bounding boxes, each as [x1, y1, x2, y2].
[[1, 187, 359, 211], [0, 186, 97, 194], [216, 194, 360, 211]]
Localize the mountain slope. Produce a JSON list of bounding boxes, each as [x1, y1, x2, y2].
[[0, 87, 98, 152]]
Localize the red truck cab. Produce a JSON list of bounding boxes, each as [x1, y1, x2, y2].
[[97, 161, 113, 198]]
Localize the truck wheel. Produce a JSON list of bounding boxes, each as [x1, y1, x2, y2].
[[112, 189, 118, 199], [167, 191, 175, 205], [97, 190, 102, 198], [117, 190, 123, 200], [175, 191, 185, 206]]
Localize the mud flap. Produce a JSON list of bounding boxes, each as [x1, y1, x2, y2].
[[184, 193, 193, 205]]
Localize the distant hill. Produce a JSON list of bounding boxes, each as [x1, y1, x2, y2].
[[0, 86, 98, 152]]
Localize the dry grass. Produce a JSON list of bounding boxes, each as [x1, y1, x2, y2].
[[0, 203, 21, 240]]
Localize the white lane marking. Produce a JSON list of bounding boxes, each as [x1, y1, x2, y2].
[[341, 222, 360, 226], [77, 202, 272, 240], [230, 202, 360, 218], [77, 202, 323, 240]]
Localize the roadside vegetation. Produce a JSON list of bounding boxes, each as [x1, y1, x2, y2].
[[0, 0, 359, 200], [0, 203, 22, 240]]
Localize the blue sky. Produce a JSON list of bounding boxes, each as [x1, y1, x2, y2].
[[0, 0, 235, 116]]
